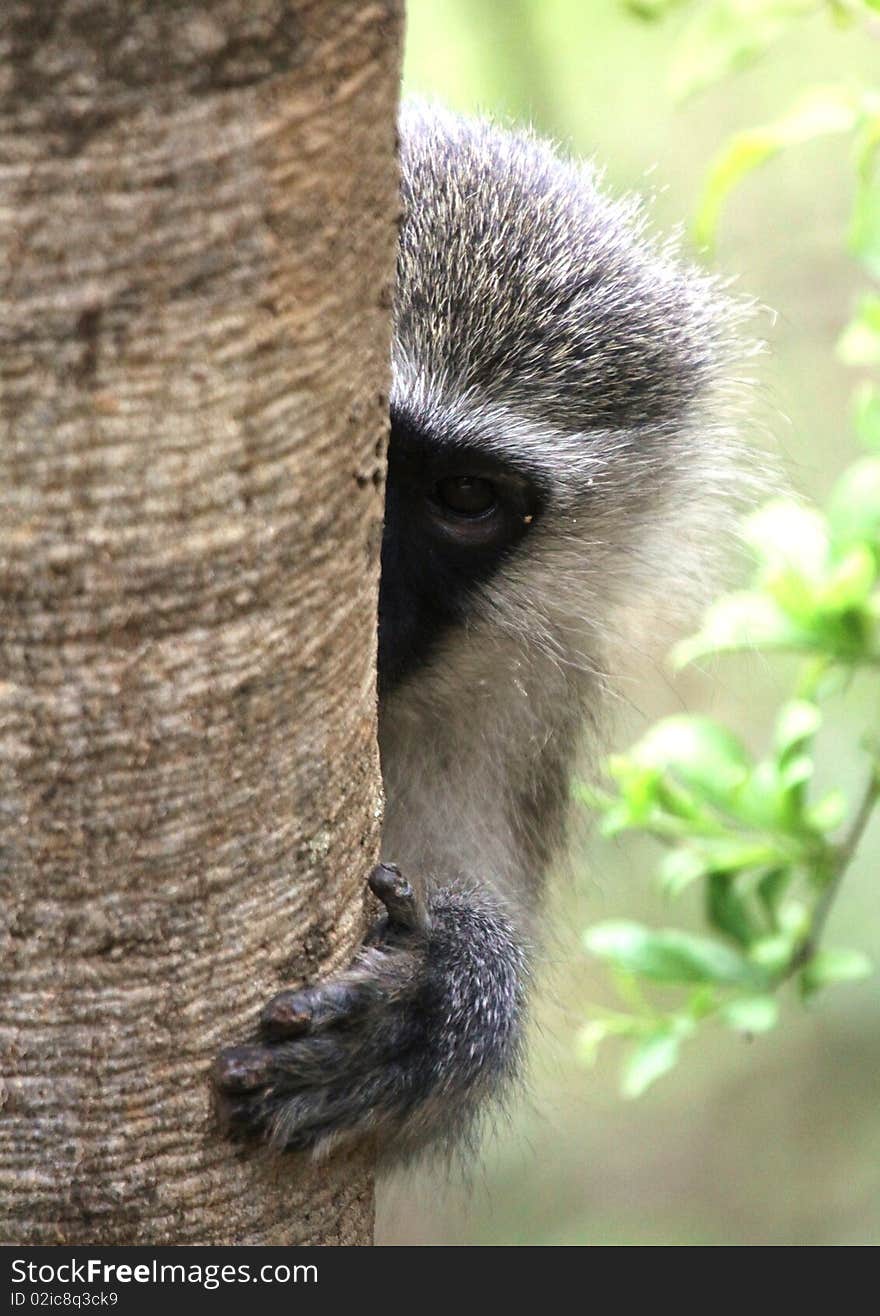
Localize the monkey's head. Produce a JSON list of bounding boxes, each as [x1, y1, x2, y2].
[[379, 102, 757, 713]]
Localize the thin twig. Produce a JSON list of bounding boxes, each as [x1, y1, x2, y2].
[[791, 763, 880, 972]]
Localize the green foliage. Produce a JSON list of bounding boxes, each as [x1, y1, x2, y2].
[[694, 86, 860, 250], [578, 627, 877, 1090], [579, 0, 879, 1096], [667, 1, 817, 103], [838, 293, 880, 366]]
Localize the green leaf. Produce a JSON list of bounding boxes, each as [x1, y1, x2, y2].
[[817, 545, 876, 611], [774, 699, 821, 757], [632, 716, 751, 799], [694, 86, 858, 247], [777, 752, 814, 801], [687, 984, 719, 1020], [584, 920, 762, 986], [674, 591, 812, 664], [756, 867, 791, 920], [599, 801, 640, 836], [621, 1030, 681, 1098], [659, 847, 710, 897], [605, 758, 664, 824], [622, 0, 681, 17], [828, 459, 880, 553], [745, 500, 830, 584], [779, 899, 810, 941], [719, 994, 780, 1034], [670, 1, 817, 104], [676, 496, 880, 666], [699, 836, 786, 871], [734, 759, 789, 828], [850, 174, 880, 279], [707, 871, 755, 946], [801, 947, 873, 997], [849, 113, 880, 278], [804, 789, 848, 833], [837, 294, 880, 367], [853, 383, 880, 451], [659, 836, 783, 899], [750, 933, 796, 974], [575, 1019, 614, 1065]]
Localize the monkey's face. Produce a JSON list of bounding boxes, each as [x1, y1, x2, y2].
[[378, 405, 542, 696], [378, 103, 753, 713]]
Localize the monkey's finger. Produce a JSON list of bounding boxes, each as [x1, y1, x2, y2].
[[215, 1091, 270, 1139], [259, 979, 372, 1039], [368, 862, 429, 933], [213, 1043, 274, 1094]]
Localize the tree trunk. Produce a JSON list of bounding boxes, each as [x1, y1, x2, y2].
[[0, 0, 402, 1246]]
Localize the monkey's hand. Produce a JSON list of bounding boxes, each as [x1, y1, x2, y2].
[[213, 863, 527, 1162]]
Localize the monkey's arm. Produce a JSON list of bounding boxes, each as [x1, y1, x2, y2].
[[213, 864, 529, 1161]]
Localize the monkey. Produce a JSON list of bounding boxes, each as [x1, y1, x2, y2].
[[213, 101, 757, 1163]]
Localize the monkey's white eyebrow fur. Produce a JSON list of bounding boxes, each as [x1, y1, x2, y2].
[[393, 366, 604, 469], [390, 362, 719, 506]]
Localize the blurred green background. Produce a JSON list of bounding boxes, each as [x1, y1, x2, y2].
[[377, 0, 880, 1246]]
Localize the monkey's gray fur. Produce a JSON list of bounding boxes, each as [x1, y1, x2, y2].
[[214, 101, 760, 1163]]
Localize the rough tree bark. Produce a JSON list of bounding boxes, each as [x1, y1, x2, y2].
[[0, 0, 402, 1245]]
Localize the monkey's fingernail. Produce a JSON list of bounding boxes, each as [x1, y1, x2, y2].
[[369, 862, 409, 900], [368, 862, 429, 932], [260, 990, 312, 1037], [216, 1095, 263, 1138], [213, 1044, 273, 1092]]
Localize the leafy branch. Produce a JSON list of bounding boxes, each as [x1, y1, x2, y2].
[[580, 0, 880, 1098]]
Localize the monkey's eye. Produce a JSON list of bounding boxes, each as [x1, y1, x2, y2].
[[433, 475, 497, 517]]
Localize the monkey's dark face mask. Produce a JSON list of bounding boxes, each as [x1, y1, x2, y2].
[[377, 407, 543, 696]]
